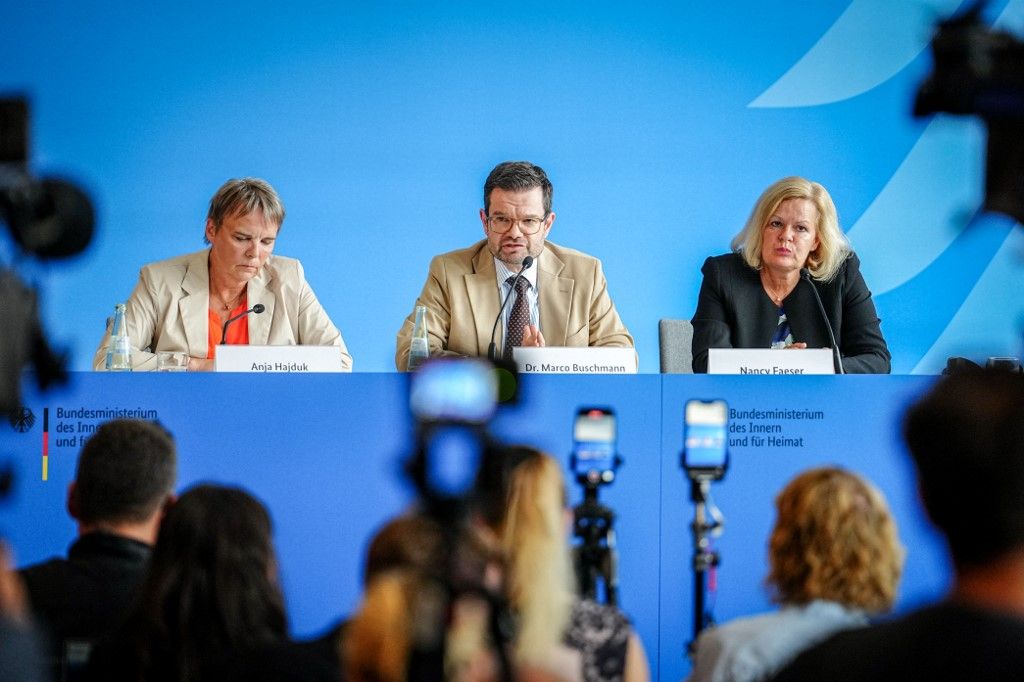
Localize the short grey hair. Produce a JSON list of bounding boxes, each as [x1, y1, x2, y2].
[[204, 177, 285, 243]]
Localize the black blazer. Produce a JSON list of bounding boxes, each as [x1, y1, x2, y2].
[[690, 252, 890, 374]]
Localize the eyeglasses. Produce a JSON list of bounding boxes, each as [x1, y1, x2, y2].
[[487, 215, 546, 235]]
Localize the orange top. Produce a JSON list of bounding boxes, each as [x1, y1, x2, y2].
[[208, 298, 249, 359]]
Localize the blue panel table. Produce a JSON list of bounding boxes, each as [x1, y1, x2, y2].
[[0, 373, 948, 680]]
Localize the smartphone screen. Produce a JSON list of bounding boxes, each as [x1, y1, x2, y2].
[[572, 408, 616, 477], [684, 399, 728, 473]]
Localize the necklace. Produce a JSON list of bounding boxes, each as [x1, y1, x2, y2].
[[216, 291, 244, 311], [761, 272, 793, 306]]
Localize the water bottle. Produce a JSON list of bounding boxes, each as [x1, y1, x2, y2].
[[105, 303, 133, 371], [407, 305, 429, 372]]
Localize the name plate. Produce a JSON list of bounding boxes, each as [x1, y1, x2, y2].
[[512, 347, 637, 374], [215, 345, 346, 373], [708, 348, 835, 375]]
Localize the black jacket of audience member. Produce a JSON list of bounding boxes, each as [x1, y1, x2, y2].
[[87, 640, 342, 682], [771, 601, 1024, 681], [0, 618, 46, 682], [20, 532, 150, 647]]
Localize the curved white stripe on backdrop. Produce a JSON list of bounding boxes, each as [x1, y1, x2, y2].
[[845, 118, 984, 295], [833, 0, 1024, 294], [749, 0, 968, 108], [913, 227, 1024, 374]]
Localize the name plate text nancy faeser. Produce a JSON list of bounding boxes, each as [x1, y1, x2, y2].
[[707, 348, 835, 375]]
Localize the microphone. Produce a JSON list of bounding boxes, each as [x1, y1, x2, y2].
[[487, 256, 534, 362], [221, 303, 265, 344], [800, 269, 845, 374]]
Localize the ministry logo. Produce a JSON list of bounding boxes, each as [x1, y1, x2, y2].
[[8, 407, 36, 433]]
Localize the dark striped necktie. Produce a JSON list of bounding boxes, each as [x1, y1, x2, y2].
[[504, 276, 530, 359]]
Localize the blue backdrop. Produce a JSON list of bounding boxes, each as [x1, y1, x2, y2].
[[3, 0, 1023, 373]]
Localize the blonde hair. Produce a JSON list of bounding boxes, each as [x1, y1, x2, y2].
[[499, 450, 575, 665], [342, 515, 447, 682], [766, 467, 904, 613], [343, 570, 418, 682], [730, 176, 851, 281]]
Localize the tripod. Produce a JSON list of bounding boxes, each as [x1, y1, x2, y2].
[[572, 483, 619, 606], [405, 427, 515, 682], [688, 476, 723, 656], [403, 500, 517, 682]]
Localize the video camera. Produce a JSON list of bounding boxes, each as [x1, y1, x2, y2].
[[915, 0, 1024, 224], [404, 357, 516, 682], [406, 357, 502, 514], [0, 96, 95, 413]]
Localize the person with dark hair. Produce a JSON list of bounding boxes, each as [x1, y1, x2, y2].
[[19, 418, 177, 677], [360, 512, 446, 585], [773, 368, 1024, 681], [86, 483, 335, 682], [395, 161, 633, 369], [688, 467, 904, 681], [93, 177, 352, 371]]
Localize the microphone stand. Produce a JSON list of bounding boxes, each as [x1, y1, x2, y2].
[[221, 303, 265, 344], [801, 269, 845, 374]]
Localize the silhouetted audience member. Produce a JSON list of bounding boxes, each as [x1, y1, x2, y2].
[[19, 419, 176, 678], [85, 484, 335, 682], [688, 467, 904, 681], [773, 369, 1024, 681]]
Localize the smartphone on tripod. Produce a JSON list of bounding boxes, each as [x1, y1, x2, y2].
[[682, 399, 728, 480], [571, 407, 618, 486], [570, 406, 620, 604]]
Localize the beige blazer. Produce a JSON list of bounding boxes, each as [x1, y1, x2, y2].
[[395, 240, 633, 370], [94, 249, 352, 371]]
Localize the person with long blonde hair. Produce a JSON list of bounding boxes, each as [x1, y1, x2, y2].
[[343, 446, 650, 682], [690, 176, 890, 373], [476, 445, 650, 682]]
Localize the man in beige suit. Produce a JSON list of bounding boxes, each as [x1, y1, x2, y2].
[[396, 161, 633, 370], [95, 178, 352, 371]]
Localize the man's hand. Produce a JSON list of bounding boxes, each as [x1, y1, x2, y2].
[[522, 325, 545, 347], [784, 342, 808, 350]]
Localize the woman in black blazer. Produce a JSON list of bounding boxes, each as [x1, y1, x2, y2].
[[691, 177, 890, 374]]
